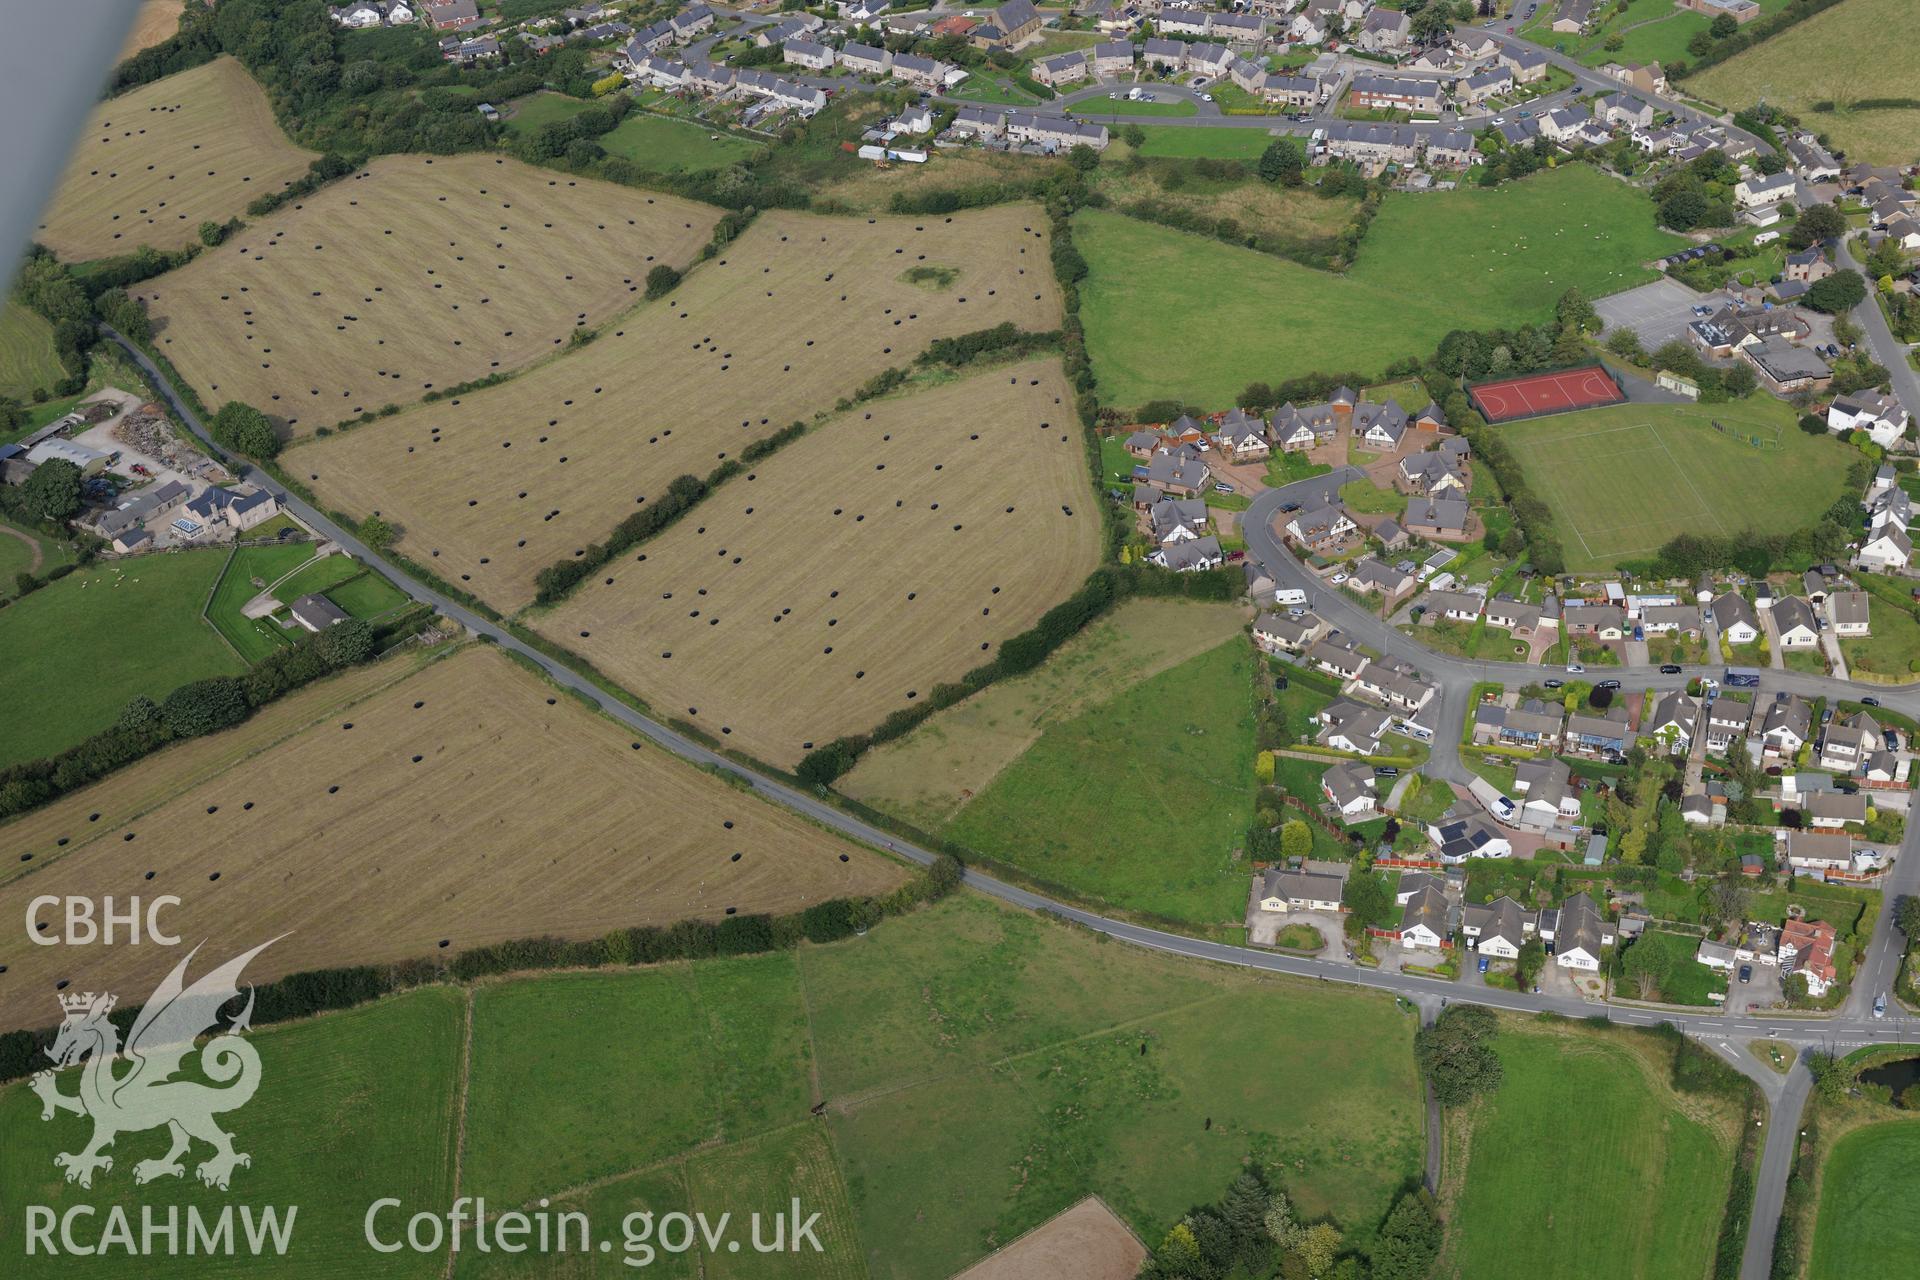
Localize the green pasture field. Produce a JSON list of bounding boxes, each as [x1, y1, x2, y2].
[[0, 517, 74, 599], [943, 638, 1256, 926], [0, 301, 64, 400], [1494, 397, 1855, 571], [599, 113, 765, 173], [684, 1124, 867, 1280], [205, 541, 320, 662], [1690, 0, 1920, 165], [1438, 1018, 1740, 1280], [454, 1166, 698, 1280], [1129, 125, 1276, 159], [1809, 1120, 1920, 1279], [0, 986, 462, 1279], [1559, 0, 1794, 70], [0, 549, 243, 767], [1077, 165, 1681, 409], [501, 90, 597, 134]]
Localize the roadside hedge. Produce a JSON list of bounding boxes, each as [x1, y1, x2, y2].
[[0, 853, 965, 1084]]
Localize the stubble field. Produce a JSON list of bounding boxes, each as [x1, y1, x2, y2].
[[289, 204, 1062, 611], [138, 153, 718, 435], [540, 359, 1101, 766], [33, 57, 315, 262], [0, 645, 904, 1030]]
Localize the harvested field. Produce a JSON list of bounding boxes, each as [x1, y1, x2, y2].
[[34, 57, 315, 262], [951, 1197, 1147, 1280], [0, 645, 905, 1031], [841, 598, 1247, 830], [539, 359, 1100, 767], [289, 204, 1061, 610], [118, 0, 186, 60], [139, 153, 717, 435]]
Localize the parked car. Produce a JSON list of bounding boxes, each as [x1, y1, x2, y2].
[[1738, 964, 1752, 984], [1280, 501, 1301, 513], [1875, 995, 1888, 1019], [1376, 766, 1400, 777], [1566, 663, 1585, 674], [1598, 679, 1623, 690], [1477, 955, 1490, 974], [1331, 572, 1349, 584], [1862, 696, 1882, 707], [1544, 678, 1564, 689], [1660, 663, 1682, 674], [1214, 482, 1234, 494]]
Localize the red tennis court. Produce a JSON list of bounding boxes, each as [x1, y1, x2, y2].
[[1468, 365, 1627, 423]]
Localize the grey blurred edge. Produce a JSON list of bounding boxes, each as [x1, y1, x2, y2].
[[0, 2, 142, 296]]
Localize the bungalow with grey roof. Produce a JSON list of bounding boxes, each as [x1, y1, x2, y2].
[[1711, 591, 1759, 644], [1398, 883, 1451, 949], [1542, 891, 1613, 969], [1317, 698, 1394, 755], [1485, 597, 1543, 635], [1640, 603, 1702, 636], [1565, 706, 1631, 758], [1253, 610, 1323, 654], [1424, 589, 1484, 622], [1350, 557, 1416, 602], [1562, 604, 1626, 639], [290, 593, 350, 632], [1431, 816, 1512, 863], [1351, 664, 1436, 715], [1770, 596, 1820, 648], [1150, 535, 1225, 573], [1320, 760, 1378, 818], [1462, 895, 1535, 957], [1257, 865, 1348, 913], [1828, 590, 1869, 637], [1471, 698, 1564, 751], [1804, 790, 1868, 830], [1306, 637, 1371, 681]]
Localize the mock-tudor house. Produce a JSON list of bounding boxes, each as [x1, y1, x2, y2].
[[1514, 757, 1582, 825], [1431, 816, 1513, 863], [1828, 390, 1910, 448], [1753, 694, 1812, 759], [1821, 711, 1882, 772], [1257, 865, 1348, 913], [1782, 829, 1852, 876], [1779, 917, 1839, 995], [1456, 67, 1513, 107], [1350, 557, 1416, 603], [1770, 596, 1821, 648], [1321, 759, 1379, 818], [1253, 610, 1324, 654], [1317, 698, 1394, 755], [838, 41, 893, 75], [1093, 40, 1136, 76], [1640, 603, 1703, 636], [1355, 8, 1411, 55], [1424, 589, 1484, 623], [1542, 892, 1613, 970], [1144, 445, 1211, 497], [1472, 698, 1564, 752], [1354, 400, 1412, 450], [1712, 591, 1760, 645], [1646, 691, 1699, 753], [1348, 74, 1442, 115], [1403, 496, 1469, 540], [1033, 51, 1091, 86], [1500, 45, 1549, 82], [1286, 503, 1358, 551], [1398, 883, 1451, 949], [1562, 603, 1626, 640], [1271, 402, 1342, 451], [1828, 590, 1870, 637], [1804, 790, 1869, 830], [1397, 451, 1467, 496], [1485, 597, 1543, 636], [1306, 636, 1371, 682], [1565, 705, 1632, 758], [1150, 535, 1225, 572], [1462, 895, 1535, 957], [1212, 408, 1270, 461], [1148, 496, 1210, 545]]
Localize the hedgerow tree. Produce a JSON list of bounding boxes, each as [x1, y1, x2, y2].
[[209, 400, 280, 460], [19, 458, 82, 521], [1806, 269, 1867, 314], [161, 677, 250, 738], [1415, 1004, 1503, 1105]]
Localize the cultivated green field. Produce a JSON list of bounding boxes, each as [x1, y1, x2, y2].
[[1439, 1020, 1740, 1280], [1809, 1119, 1920, 1279], [1, 894, 1423, 1278], [600, 114, 765, 173], [0, 986, 463, 1279], [0, 549, 244, 767], [1078, 165, 1683, 409], [1496, 398, 1856, 570], [1690, 0, 1920, 165], [0, 301, 63, 400], [1129, 125, 1277, 159], [943, 638, 1256, 926]]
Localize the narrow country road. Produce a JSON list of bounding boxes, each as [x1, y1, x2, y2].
[[1837, 233, 1920, 423], [111, 330, 1911, 1280]]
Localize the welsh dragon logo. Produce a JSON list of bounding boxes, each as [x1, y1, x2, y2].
[[31, 939, 278, 1191]]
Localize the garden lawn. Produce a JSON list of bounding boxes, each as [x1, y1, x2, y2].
[[944, 638, 1256, 925], [1130, 125, 1275, 158], [1843, 573, 1920, 679], [206, 541, 322, 662], [1495, 397, 1854, 571], [1078, 165, 1682, 409], [0, 300, 63, 400], [1438, 1019, 1739, 1280], [1624, 929, 1727, 1005], [1809, 1120, 1920, 1280], [1689, 0, 1920, 165], [0, 549, 243, 767], [270, 551, 407, 618], [598, 113, 765, 173]]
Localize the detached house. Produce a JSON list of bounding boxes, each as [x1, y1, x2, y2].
[[1471, 698, 1564, 752], [1321, 760, 1379, 819], [1712, 592, 1760, 645], [1317, 698, 1394, 756], [1541, 892, 1613, 970], [1398, 882, 1451, 950], [1258, 864, 1349, 913], [1770, 596, 1821, 648], [1645, 692, 1699, 753], [1783, 829, 1852, 876], [1254, 610, 1323, 654], [1462, 896, 1535, 957], [1403, 497, 1469, 540], [1355, 8, 1410, 55], [1513, 757, 1582, 825], [1779, 917, 1838, 995], [1821, 711, 1882, 772], [1307, 636, 1371, 682], [1562, 604, 1626, 640], [1150, 536, 1225, 573], [1828, 591, 1870, 637], [1565, 706, 1631, 758], [1431, 817, 1513, 863], [1754, 694, 1812, 759], [1144, 446, 1211, 497], [1828, 390, 1910, 448], [1285, 503, 1358, 551]]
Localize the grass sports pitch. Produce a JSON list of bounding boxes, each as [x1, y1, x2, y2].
[[139, 153, 717, 436], [291, 204, 1061, 611], [32, 57, 315, 262], [1495, 398, 1856, 570], [541, 359, 1101, 767], [0, 645, 905, 1029]]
